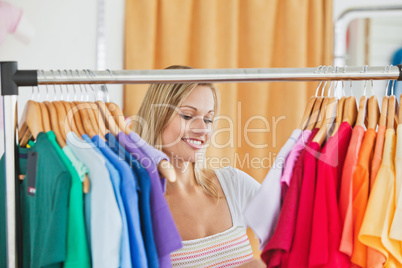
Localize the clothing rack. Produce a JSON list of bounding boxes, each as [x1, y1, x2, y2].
[[1, 61, 402, 267]]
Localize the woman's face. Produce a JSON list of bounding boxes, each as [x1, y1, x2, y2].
[[162, 85, 215, 163]]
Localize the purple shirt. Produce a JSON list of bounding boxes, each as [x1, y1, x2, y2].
[[128, 131, 168, 166], [116, 132, 182, 268]]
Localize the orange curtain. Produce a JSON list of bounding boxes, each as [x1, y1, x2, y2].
[[124, 0, 333, 257]]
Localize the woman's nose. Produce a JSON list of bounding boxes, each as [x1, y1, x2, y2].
[[189, 117, 210, 134]]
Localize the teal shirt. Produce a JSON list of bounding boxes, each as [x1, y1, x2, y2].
[[46, 132, 91, 268], [19, 132, 71, 268]]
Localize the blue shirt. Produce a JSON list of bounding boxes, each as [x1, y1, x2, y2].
[[81, 134, 132, 268], [106, 133, 159, 268], [116, 132, 182, 268], [90, 135, 147, 268], [67, 132, 121, 268]]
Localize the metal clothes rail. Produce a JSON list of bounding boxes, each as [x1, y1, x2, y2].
[[1, 61, 402, 267]]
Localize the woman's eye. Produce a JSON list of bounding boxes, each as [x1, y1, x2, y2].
[[204, 118, 213, 124], [180, 114, 192, 120]]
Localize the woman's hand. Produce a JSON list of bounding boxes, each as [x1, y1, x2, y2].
[[237, 259, 265, 267]]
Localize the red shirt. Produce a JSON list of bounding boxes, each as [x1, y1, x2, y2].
[[261, 129, 318, 267], [309, 122, 352, 267], [287, 141, 321, 267]]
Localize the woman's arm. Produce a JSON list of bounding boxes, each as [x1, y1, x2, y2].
[[237, 259, 265, 267]]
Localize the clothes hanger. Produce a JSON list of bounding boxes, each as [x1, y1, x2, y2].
[[106, 102, 131, 134], [298, 66, 322, 130], [90, 101, 108, 139], [44, 100, 66, 148], [379, 96, 389, 127], [313, 69, 338, 146], [314, 69, 331, 130], [66, 71, 87, 137], [96, 100, 121, 136], [312, 96, 337, 146], [18, 87, 44, 147], [379, 67, 391, 128], [73, 80, 100, 139], [367, 80, 380, 130], [99, 70, 177, 182], [306, 66, 326, 130], [18, 86, 38, 144], [59, 74, 81, 137], [341, 78, 358, 128], [329, 67, 346, 136], [355, 72, 369, 128], [37, 85, 51, 133], [387, 80, 398, 131]]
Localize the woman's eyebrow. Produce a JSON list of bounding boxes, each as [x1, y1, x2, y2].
[[180, 105, 214, 113]]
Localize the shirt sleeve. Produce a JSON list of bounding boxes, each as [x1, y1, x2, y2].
[[232, 168, 261, 222]]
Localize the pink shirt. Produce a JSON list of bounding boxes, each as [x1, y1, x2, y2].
[[287, 141, 321, 267], [309, 122, 352, 268], [280, 130, 312, 198], [261, 129, 317, 267]]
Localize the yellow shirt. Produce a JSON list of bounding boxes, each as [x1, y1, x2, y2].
[[390, 125, 402, 241], [359, 129, 401, 267]]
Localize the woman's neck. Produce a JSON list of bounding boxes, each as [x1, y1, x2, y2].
[[167, 159, 199, 192]]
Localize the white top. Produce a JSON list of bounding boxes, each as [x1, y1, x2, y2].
[[170, 166, 261, 267], [244, 129, 302, 248]]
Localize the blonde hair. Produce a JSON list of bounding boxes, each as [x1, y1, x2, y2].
[[134, 65, 221, 199]]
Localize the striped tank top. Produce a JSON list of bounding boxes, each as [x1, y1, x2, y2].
[[170, 167, 261, 267], [170, 226, 253, 267]]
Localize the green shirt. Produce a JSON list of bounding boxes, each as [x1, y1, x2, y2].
[[19, 132, 71, 268], [46, 132, 91, 268]]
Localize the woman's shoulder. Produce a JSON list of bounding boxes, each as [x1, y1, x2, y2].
[[214, 166, 260, 193]]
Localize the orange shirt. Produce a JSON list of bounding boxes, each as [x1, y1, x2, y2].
[[351, 129, 376, 267], [367, 125, 387, 268], [339, 126, 365, 256], [371, 125, 386, 187]]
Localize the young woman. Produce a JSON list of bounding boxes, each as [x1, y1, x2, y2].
[[134, 66, 263, 267]]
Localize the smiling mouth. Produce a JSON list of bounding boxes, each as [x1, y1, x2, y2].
[[182, 138, 205, 149]]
